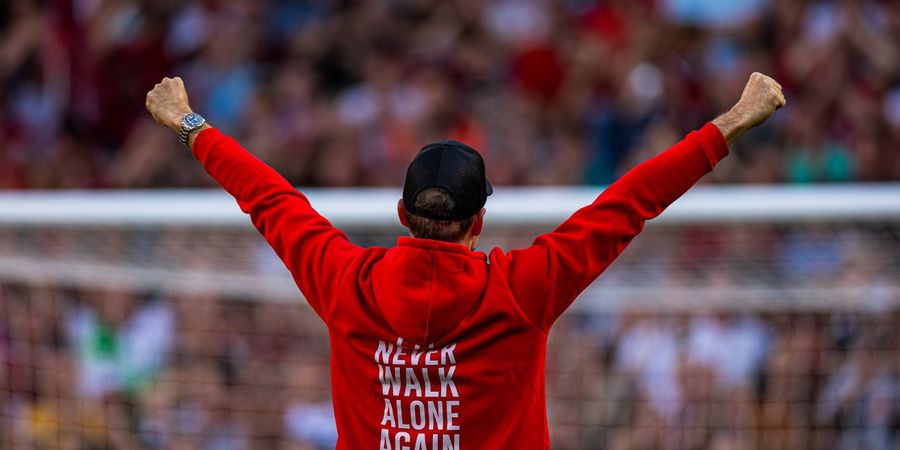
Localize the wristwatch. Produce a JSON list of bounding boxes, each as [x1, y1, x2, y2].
[[179, 113, 207, 145]]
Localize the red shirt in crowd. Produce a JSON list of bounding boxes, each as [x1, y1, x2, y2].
[[192, 123, 728, 449]]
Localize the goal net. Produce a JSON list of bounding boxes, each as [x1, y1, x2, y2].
[[2, 185, 899, 450]]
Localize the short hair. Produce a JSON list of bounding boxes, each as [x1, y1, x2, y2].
[[404, 188, 475, 242]]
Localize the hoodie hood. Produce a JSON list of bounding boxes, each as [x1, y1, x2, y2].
[[370, 237, 488, 346]]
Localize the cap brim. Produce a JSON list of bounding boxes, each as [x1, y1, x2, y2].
[[485, 179, 493, 196]]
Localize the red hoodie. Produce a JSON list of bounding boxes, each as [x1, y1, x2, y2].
[[192, 123, 728, 449]]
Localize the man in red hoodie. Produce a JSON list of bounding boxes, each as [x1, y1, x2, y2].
[[146, 72, 784, 449]]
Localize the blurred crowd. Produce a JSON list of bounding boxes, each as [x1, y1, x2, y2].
[[1, 286, 336, 450], [550, 308, 900, 450], [1, 0, 900, 189], [1, 221, 899, 450], [2, 285, 899, 450]]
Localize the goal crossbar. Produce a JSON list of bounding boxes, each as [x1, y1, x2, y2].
[[1, 184, 899, 227]]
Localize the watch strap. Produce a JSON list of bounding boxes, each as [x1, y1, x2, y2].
[[179, 127, 191, 145]]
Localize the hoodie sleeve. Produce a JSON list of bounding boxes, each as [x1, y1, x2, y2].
[[192, 128, 364, 321], [500, 123, 729, 331]]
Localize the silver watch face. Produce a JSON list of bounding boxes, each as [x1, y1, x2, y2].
[[182, 113, 206, 129]]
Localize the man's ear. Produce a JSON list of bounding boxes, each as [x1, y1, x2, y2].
[[397, 200, 410, 227], [471, 208, 486, 236]]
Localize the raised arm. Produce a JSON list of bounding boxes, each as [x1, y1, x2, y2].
[[145, 77, 363, 321], [501, 72, 786, 331]]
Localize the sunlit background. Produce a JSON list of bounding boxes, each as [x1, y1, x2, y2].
[[2, 1, 900, 449]]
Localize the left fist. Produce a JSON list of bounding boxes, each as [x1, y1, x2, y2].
[[732, 72, 786, 130], [146, 77, 193, 132]]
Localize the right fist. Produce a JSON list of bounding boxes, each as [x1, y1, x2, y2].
[[733, 72, 786, 129], [145, 77, 193, 132]]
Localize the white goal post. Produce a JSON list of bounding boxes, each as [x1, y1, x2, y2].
[[0, 184, 899, 311], [1, 184, 900, 227]]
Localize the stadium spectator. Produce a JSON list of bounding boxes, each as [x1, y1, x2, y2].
[[1, 0, 899, 189]]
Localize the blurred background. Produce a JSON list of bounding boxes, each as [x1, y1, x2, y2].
[[2, 0, 900, 449]]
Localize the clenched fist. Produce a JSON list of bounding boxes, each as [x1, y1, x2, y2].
[[734, 72, 786, 128], [145, 77, 193, 133], [713, 72, 786, 144]]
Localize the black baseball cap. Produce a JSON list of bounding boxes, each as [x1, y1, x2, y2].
[[403, 140, 493, 221]]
